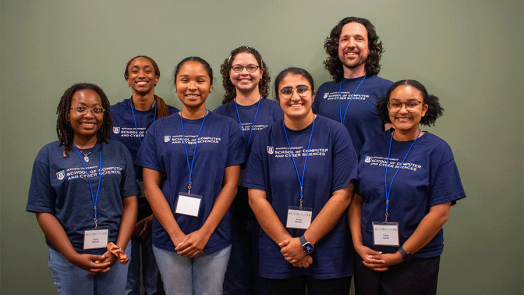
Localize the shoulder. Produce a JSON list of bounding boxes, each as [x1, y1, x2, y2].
[[167, 105, 179, 114], [317, 80, 337, 92], [420, 132, 454, 156], [212, 101, 233, 115], [110, 98, 131, 112], [366, 76, 394, 90]]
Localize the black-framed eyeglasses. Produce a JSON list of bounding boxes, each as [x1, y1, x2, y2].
[[387, 100, 423, 112], [279, 85, 310, 99], [231, 65, 260, 73], [70, 105, 105, 116]]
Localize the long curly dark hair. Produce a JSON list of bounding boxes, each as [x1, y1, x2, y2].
[[220, 46, 270, 104], [124, 55, 170, 119], [323, 17, 384, 82], [376, 80, 444, 126], [56, 83, 112, 156]]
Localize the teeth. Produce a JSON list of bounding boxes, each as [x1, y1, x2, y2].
[[137, 82, 147, 86]]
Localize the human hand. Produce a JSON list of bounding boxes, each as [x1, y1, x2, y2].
[[68, 252, 111, 274], [175, 229, 210, 258], [134, 215, 153, 239], [292, 255, 313, 268], [355, 245, 388, 271], [279, 238, 306, 265]]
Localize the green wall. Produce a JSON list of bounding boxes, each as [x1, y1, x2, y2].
[[1, 1, 522, 294]]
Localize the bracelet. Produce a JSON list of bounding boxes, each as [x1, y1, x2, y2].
[[107, 242, 129, 265]]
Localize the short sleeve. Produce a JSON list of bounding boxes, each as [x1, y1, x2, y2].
[[136, 123, 162, 172], [429, 158, 466, 207], [226, 120, 247, 167], [26, 147, 56, 214], [119, 145, 140, 197], [242, 130, 267, 191], [331, 125, 358, 192]]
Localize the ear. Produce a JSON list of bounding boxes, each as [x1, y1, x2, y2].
[[126, 77, 132, 87], [421, 103, 429, 117], [210, 85, 213, 93], [154, 75, 159, 87], [311, 90, 316, 102]]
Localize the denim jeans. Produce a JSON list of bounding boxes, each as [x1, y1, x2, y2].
[[223, 218, 267, 295], [153, 244, 231, 295], [48, 244, 130, 295], [126, 236, 164, 295]]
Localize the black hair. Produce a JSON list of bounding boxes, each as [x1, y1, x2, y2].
[[323, 17, 384, 82], [273, 67, 315, 101], [376, 80, 444, 126], [173, 56, 213, 85], [56, 83, 112, 156]]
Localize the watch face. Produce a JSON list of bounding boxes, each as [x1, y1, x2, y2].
[[303, 243, 314, 254]]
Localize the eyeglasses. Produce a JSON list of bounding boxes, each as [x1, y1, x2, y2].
[[71, 105, 105, 116], [279, 85, 311, 99], [387, 100, 423, 112], [231, 65, 260, 73]]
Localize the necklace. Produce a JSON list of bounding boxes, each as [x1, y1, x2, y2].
[[79, 151, 92, 162]]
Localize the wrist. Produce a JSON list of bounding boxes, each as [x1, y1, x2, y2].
[[299, 235, 315, 254], [397, 245, 413, 262]]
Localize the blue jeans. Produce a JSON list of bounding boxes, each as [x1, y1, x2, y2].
[[223, 218, 267, 295], [126, 236, 164, 295], [48, 245, 130, 295], [153, 245, 231, 295]]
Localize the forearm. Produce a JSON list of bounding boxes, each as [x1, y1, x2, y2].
[[36, 212, 77, 260], [401, 202, 451, 254], [304, 182, 354, 245], [143, 168, 184, 243], [199, 165, 240, 236], [348, 193, 364, 248], [249, 188, 293, 244], [115, 196, 137, 250]]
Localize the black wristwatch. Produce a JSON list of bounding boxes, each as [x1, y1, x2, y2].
[[398, 246, 413, 262], [299, 235, 315, 254]]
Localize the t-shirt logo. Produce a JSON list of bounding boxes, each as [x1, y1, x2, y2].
[[267, 146, 274, 154], [56, 170, 65, 180], [324, 93, 329, 99], [365, 156, 372, 163], [164, 136, 171, 142], [113, 127, 120, 134]]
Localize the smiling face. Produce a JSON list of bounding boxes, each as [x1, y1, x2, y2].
[[126, 57, 159, 95], [229, 52, 262, 95], [388, 85, 428, 137], [278, 73, 314, 124], [68, 89, 104, 143], [175, 61, 212, 112], [338, 22, 369, 75]]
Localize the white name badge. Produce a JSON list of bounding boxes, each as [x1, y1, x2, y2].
[[84, 228, 109, 249], [175, 193, 202, 217], [286, 207, 312, 229], [372, 221, 399, 246]]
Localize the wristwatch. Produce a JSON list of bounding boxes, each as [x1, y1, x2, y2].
[[398, 246, 413, 262], [299, 235, 315, 254]]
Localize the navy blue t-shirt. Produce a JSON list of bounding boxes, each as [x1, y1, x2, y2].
[[213, 98, 283, 219], [313, 75, 393, 154], [135, 112, 245, 253], [243, 116, 358, 279], [357, 130, 466, 258], [110, 97, 178, 179], [26, 140, 140, 254]]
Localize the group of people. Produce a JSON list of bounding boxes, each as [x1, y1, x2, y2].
[[26, 16, 465, 295]]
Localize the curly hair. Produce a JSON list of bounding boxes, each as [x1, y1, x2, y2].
[[220, 46, 270, 104], [56, 83, 112, 156], [124, 55, 170, 119], [274, 67, 315, 101], [376, 80, 444, 126], [323, 17, 384, 82]]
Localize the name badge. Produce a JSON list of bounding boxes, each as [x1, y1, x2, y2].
[[286, 207, 312, 229], [84, 228, 109, 249], [372, 221, 399, 246], [176, 192, 202, 217]]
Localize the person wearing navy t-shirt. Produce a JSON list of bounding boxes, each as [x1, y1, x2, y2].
[[244, 68, 357, 295], [111, 56, 178, 295], [313, 17, 393, 154], [214, 46, 283, 295], [136, 57, 245, 295], [349, 80, 466, 295], [27, 83, 139, 295]]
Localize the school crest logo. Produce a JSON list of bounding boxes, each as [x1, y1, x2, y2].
[[365, 156, 372, 163], [267, 146, 274, 154], [56, 170, 65, 180], [324, 93, 329, 99], [164, 136, 171, 142], [113, 127, 120, 134]]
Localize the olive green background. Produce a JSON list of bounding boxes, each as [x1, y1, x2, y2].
[[1, 1, 522, 294]]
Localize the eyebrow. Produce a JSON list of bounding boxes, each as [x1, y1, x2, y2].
[[390, 98, 419, 101]]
